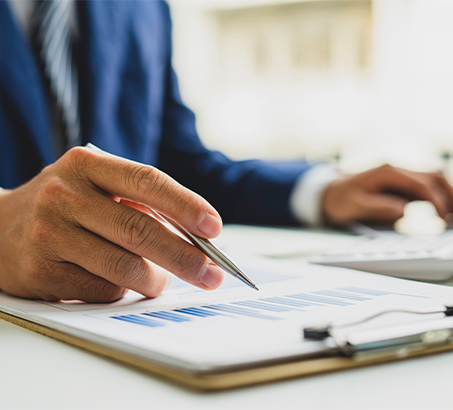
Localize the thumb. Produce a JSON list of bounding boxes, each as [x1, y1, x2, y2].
[[356, 194, 407, 222]]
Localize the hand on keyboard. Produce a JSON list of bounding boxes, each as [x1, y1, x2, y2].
[[322, 164, 453, 226]]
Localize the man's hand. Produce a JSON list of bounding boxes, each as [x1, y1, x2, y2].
[[322, 164, 453, 225], [0, 147, 224, 302]]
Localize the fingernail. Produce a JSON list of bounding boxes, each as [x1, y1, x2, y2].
[[198, 213, 222, 237], [199, 263, 224, 289]]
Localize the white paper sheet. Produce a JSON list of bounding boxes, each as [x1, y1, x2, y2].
[[1, 255, 453, 372]]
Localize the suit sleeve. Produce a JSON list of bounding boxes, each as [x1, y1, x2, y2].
[[157, 4, 314, 226]]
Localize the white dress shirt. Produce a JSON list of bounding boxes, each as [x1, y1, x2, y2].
[[289, 165, 339, 225]]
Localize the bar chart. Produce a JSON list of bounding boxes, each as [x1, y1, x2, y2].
[[110, 286, 428, 328]]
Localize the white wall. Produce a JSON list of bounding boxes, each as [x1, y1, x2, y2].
[[168, 0, 453, 174]]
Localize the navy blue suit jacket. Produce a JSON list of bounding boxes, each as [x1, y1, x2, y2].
[[0, 0, 312, 225]]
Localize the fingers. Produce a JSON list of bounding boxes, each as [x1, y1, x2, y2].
[[322, 166, 453, 225], [354, 194, 407, 223], [63, 147, 222, 238], [33, 263, 127, 303], [69, 191, 224, 290], [58, 226, 173, 298], [433, 173, 453, 212], [368, 165, 453, 218], [0, 147, 225, 304]]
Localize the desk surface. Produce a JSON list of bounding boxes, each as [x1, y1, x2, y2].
[[2, 226, 452, 410]]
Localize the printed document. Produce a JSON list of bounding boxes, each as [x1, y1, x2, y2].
[[1, 255, 453, 373]]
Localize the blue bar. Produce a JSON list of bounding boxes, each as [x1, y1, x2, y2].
[[204, 304, 279, 320], [233, 300, 292, 312], [261, 297, 313, 308], [174, 307, 221, 317], [288, 293, 352, 306], [143, 311, 191, 323], [313, 290, 372, 301], [112, 315, 165, 328], [117, 314, 165, 327], [338, 286, 429, 299], [173, 309, 205, 318]]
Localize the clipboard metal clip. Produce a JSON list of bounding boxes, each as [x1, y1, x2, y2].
[[303, 305, 453, 359]]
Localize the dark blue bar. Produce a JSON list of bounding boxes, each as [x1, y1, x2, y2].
[[143, 311, 191, 323], [288, 293, 352, 306], [261, 297, 313, 308], [174, 307, 221, 317], [313, 290, 372, 301], [233, 300, 292, 312], [112, 315, 164, 328], [118, 314, 165, 327], [204, 304, 279, 320], [187, 307, 222, 316], [174, 309, 206, 318]]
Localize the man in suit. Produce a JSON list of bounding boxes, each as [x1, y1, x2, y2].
[[0, 0, 452, 302]]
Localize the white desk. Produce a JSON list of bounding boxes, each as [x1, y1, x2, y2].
[[1, 226, 453, 410]]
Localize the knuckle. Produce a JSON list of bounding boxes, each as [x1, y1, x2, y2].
[[73, 272, 126, 303], [25, 256, 54, 289], [166, 187, 201, 218], [29, 219, 56, 245], [35, 176, 78, 211], [63, 146, 94, 181], [107, 249, 144, 287], [130, 165, 163, 196], [93, 281, 126, 303], [413, 179, 428, 192], [35, 177, 61, 205], [127, 164, 199, 217], [435, 174, 446, 183], [143, 227, 164, 256], [172, 244, 206, 277], [379, 163, 394, 173], [27, 222, 63, 263], [33, 178, 80, 227], [120, 212, 155, 251], [63, 146, 91, 167]]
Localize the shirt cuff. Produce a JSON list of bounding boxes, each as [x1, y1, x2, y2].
[[289, 164, 340, 226]]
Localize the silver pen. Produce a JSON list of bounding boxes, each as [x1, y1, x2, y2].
[[86, 143, 259, 291], [153, 210, 259, 291]]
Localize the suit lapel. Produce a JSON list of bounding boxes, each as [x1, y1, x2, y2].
[[0, 1, 56, 166]]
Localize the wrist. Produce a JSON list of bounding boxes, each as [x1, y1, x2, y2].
[[320, 178, 341, 225], [290, 165, 340, 226], [321, 175, 356, 225]]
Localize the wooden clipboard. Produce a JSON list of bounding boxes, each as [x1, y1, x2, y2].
[[3, 310, 453, 391]]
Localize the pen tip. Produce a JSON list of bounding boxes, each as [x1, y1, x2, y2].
[[254, 286, 260, 291]]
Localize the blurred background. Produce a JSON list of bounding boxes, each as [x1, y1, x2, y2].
[[167, 0, 453, 178]]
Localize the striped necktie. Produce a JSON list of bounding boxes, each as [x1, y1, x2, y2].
[[31, 0, 80, 151]]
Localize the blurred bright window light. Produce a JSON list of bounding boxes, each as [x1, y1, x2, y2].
[[168, 0, 453, 175]]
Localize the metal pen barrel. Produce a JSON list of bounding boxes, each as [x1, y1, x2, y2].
[[159, 213, 259, 291]]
